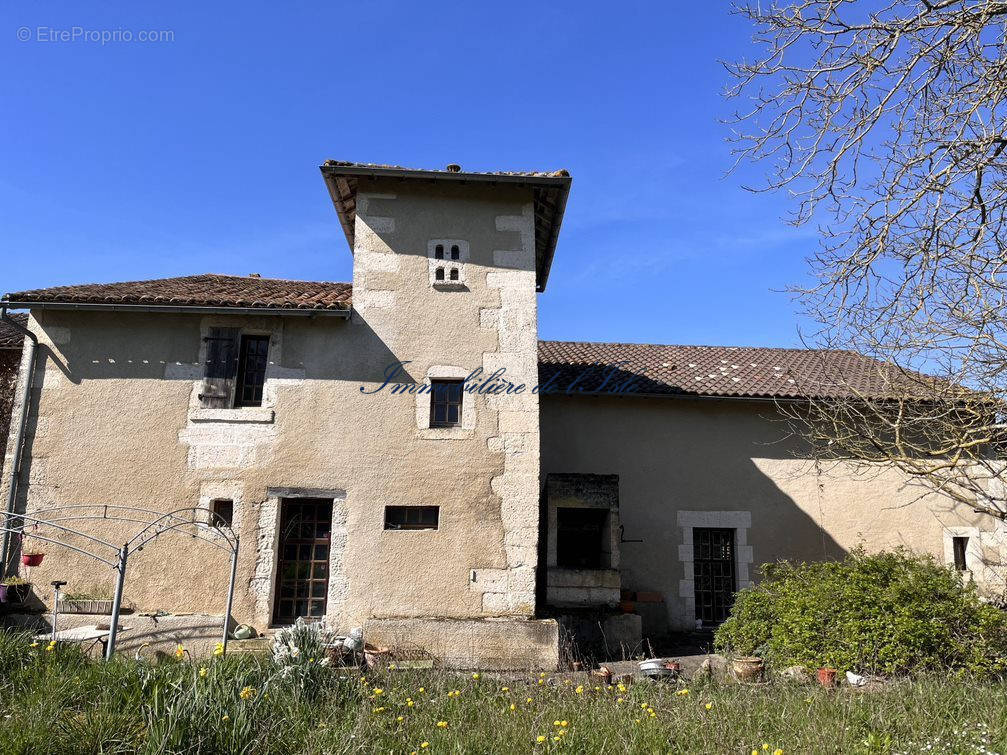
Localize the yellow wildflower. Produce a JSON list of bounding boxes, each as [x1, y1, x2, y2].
[[560, 720, 568, 727], [372, 706, 385, 713], [239, 686, 256, 700], [774, 750, 784, 755], [762, 745, 769, 751], [752, 751, 759, 755], [553, 736, 561, 742], [575, 685, 584, 694], [539, 672, 546, 678], [199, 667, 208, 678], [526, 697, 533, 703], [553, 720, 561, 726], [174, 644, 185, 659], [676, 688, 690, 696], [536, 735, 547, 743], [421, 743, 429, 749], [705, 702, 713, 711], [617, 683, 627, 692], [509, 703, 516, 711], [501, 686, 509, 692], [222, 714, 230, 722], [213, 643, 224, 657], [407, 698, 414, 707], [373, 688, 384, 696], [538, 678, 545, 685], [640, 703, 648, 709], [45, 641, 56, 652], [617, 697, 624, 703], [436, 720, 448, 728], [389, 663, 397, 670], [472, 672, 480, 680], [418, 687, 425, 693], [29, 641, 39, 648], [397, 716, 404, 722]]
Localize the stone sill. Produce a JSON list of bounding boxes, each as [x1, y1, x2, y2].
[[189, 407, 275, 424], [417, 427, 474, 440], [547, 568, 621, 589], [431, 283, 469, 292]]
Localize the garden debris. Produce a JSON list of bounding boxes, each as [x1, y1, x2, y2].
[[693, 654, 729, 681], [846, 671, 867, 687], [781, 665, 813, 684]]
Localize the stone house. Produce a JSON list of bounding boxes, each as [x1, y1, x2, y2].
[[0, 161, 1001, 668]]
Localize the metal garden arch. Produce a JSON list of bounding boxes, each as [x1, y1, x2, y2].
[[1, 504, 239, 660]]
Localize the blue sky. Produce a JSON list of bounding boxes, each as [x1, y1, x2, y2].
[[1, 1, 817, 347]]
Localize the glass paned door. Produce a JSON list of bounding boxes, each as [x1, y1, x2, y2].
[[273, 498, 332, 624]]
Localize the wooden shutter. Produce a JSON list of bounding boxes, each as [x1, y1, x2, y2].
[[199, 327, 239, 408]]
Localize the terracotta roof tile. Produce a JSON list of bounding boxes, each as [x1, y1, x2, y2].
[[3, 274, 352, 312], [0, 313, 27, 349], [538, 340, 930, 400]]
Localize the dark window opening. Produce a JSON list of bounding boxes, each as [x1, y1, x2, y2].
[[693, 527, 736, 624], [450, 244, 460, 260], [435, 244, 444, 259], [384, 506, 439, 530], [449, 268, 459, 281], [435, 267, 445, 281], [556, 507, 608, 569], [953, 536, 969, 571], [430, 379, 463, 427], [235, 335, 269, 407], [210, 499, 234, 528]]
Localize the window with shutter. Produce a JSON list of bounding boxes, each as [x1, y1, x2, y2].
[[199, 327, 240, 408]]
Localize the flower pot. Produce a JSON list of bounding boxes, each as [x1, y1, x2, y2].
[[57, 599, 114, 615], [22, 553, 44, 567], [817, 668, 838, 688], [732, 656, 764, 683]]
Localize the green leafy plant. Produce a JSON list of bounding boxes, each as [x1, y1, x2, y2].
[[62, 584, 113, 601], [2, 576, 29, 586], [715, 548, 1007, 675]]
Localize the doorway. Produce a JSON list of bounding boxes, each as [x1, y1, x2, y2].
[[272, 498, 332, 625], [693, 527, 736, 624]]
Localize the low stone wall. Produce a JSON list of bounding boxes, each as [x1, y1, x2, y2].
[[364, 617, 559, 671]]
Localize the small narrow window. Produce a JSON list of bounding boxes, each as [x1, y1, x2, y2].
[[210, 499, 234, 528], [430, 379, 463, 427], [450, 244, 460, 260], [435, 267, 445, 281], [435, 244, 444, 259], [385, 506, 439, 530], [953, 536, 969, 571], [449, 268, 459, 281], [235, 335, 270, 407], [556, 508, 608, 569]]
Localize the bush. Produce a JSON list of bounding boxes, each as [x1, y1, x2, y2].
[[714, 548, 1007, 675]]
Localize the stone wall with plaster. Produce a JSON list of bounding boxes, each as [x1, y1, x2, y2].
[[4, 181, 544, 652], [541, 394, 1003, 634]]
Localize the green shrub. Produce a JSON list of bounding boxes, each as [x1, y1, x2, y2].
[[714, 548, 1007, 675]]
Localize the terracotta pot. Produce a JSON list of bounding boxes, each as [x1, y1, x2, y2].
[[363, 644, 390, 669], [817, 668, 838, 688], [732, 656, 764, 682], [22, 553, 44, 567]]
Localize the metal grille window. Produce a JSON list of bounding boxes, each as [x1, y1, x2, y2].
[[429, 379, 463, 427], [384, 506, 439, 530], [953, 536, 969, 571], [693, 527, 736, 624], [235, 335, 269, 407]]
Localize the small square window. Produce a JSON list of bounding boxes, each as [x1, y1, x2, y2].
[[210, 499, 234, 528], [384, 506, 439, 530], [953, 536, 969, 571], [430, 379, 463, 428]]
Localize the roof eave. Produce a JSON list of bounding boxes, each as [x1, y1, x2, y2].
[[1, 300, 352, 318], [319, 163, 572, 292]]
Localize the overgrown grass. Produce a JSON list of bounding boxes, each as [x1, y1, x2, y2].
[[1, 630, 1005, 754]]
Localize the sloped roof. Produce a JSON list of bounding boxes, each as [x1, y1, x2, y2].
[[0, 313, 27, 349], [320, 160, 571, 293], [538, 340, 931, 400], [3, 274, 352, 312]]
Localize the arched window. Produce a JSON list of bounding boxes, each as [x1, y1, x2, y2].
[[450, 245, 460, 260], [449, 268, 459, 281], [435, 244, 444, 259], [435, 267, 445, 281]]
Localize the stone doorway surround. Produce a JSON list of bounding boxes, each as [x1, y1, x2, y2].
[[677, 510, 753, 624], [251, 487, 347, 628]]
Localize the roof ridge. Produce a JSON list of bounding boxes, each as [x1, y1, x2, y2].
[[539, 338, 849, 354]]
